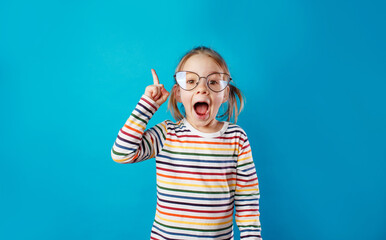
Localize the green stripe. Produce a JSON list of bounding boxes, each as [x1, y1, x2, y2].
[[157, 185, 235, 195], [155, 124, 166, 140], [238, 161, 253, 168], [112, 148, 127, 156], [238, 225, 261, 228], [235, 193, 260, 197], [154, 219, 232, 232], [143, 137, 152, 156], [130, 113, 147, 124], [163, 149, 237, 158]]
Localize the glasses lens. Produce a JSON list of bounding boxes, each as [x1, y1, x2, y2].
[[207, 73, 230, 92], [175, 72, 199, 90]]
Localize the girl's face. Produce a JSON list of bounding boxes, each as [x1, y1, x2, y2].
[[174, 54, 229, 132]]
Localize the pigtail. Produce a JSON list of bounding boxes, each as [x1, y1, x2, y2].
[[168, 85, 184, 121], [218, 84, 245, 123]]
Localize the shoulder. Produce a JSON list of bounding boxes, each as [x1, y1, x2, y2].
[[155, 119, 185, 133], [224, 122, 248, 139]]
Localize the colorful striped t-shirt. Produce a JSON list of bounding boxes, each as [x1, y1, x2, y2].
[[111, 95, 262, 240]]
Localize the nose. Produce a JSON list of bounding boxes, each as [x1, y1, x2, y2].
[[195, 77, 209, 94]]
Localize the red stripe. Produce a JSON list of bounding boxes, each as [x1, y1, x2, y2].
[[237, 177, 258, 182], [169, 133, 202, 138], [217, 136, 246, 141], [236, 209, 259, 212], [141, 97, 157, 110], [241, 144, 250, 150], [157, 203, 233, 214], [237, 182, 259, 188], [120, 129, 140, 140]]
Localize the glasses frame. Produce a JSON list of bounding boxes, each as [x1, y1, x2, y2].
[[173, 71, 232, 93]]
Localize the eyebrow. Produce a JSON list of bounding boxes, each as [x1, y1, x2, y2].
[[184, 71, 223, 76]]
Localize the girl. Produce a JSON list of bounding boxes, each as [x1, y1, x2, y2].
[[111, 46, 262, 240]]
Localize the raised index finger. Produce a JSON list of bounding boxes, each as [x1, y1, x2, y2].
[[151, 69, 160, 85]]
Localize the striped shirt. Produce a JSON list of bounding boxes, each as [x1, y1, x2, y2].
[[111, 95, 262, 240]]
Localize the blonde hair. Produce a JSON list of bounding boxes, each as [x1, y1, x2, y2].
[[168, 46, 245, 123]]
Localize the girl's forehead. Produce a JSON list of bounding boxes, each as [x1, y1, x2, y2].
[[182, 54, 224, 74]]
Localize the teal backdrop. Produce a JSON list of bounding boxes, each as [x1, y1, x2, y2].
[[1, 0, 385, 239]]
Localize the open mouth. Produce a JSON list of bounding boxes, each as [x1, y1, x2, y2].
[[194, 102, 209, 116]]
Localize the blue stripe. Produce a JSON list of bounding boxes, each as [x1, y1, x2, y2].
[[240, 229, 261, 232], [244, 166, 255, 172], [152, 127, 164, 149], [174, 129, 191, 133], [235, 198, 259, 202], [224, 129, 246, 136], [237, 171, 256, 178], [235, 203, 259, 207], [139, 141, 150, 159], [115, 142, 137, 151], [117, 135, 138, 146], [138, 102, 153, 114], [134, 107, 151, 119]]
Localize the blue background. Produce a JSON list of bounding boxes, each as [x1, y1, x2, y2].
[[1, 0, 385, 239]]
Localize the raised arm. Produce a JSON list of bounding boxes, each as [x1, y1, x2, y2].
[[111, 69, 170, 164], [235, 134, 262, 239]]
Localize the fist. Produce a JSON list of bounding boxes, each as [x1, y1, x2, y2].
[[144, 69, 170, 106]]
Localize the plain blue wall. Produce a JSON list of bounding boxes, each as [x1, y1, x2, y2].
[[1, 0, 385, 239]]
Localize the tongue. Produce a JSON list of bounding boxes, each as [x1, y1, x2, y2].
[[195, 103, 208, 115]]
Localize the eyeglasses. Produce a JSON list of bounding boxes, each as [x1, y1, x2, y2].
[[174, 71, 232, 92]]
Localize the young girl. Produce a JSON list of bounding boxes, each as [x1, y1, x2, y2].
[[111, 46, 262, 240]]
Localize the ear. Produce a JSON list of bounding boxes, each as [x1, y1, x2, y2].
[[222, 86, 230, 103], [173, 84, 182, 103]]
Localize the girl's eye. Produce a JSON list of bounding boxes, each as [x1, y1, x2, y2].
[[209, 80, 219, 85], [187, 79, 196, 84]]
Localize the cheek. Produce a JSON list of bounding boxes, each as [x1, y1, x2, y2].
[[180, 92, 193, 107], [213, 94, 226, 107]]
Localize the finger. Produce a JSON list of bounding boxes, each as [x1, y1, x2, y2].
[[155, 85, 162, 100], [149, 86, 159, 100], [152, 87, 159, 100], [161, 86, 169, 96], [151, 69, 160, 85], [160, 87, 170, 101]]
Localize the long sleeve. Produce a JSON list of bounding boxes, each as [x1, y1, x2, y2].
[[111, 95, 167, 164], [235, 134, 262, 239]]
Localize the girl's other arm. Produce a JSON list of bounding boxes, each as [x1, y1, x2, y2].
[[111, 69, 169, 164], [235, 134, 262, 239]]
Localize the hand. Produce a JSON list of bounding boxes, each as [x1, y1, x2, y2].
[[144, 69, 170, 106]]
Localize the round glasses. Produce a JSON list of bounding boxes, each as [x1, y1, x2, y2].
[[174, 71, 232, 92]]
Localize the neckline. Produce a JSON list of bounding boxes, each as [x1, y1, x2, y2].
[[182, 118, 229, 138]]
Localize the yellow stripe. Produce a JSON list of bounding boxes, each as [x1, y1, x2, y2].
[[156, 214, 233, 226], [164, 143, 237, 152], [128, 119, 145, 130], [236, 219, 260, 223], [149, 137, 155, 158], [238, 155, 252, 163], [112, 156, 131, 163], [158, 179, 236, 189], [235, 188, 259, 192], [161, 123, 167, 134]]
